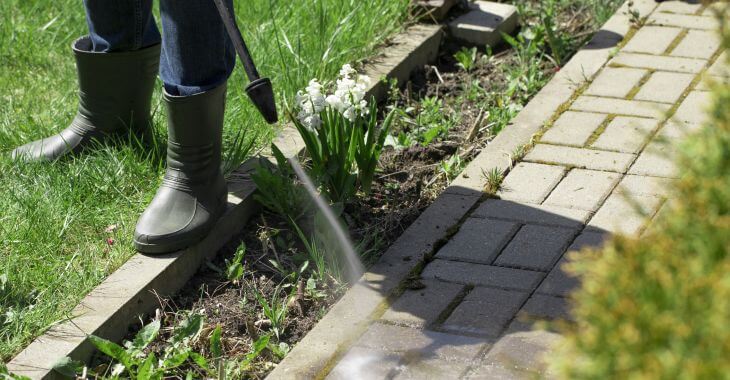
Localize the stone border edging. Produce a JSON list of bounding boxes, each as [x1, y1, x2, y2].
[[7, 24, 445, 380], [266, 1, 658, 379]]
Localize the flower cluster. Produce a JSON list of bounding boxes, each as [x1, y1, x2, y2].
[[295, 79, 326, 131], [295, 64, 371, 131]]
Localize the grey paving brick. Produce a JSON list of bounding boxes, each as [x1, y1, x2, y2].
[[442, 287, 528, 337], [615, 174, 674, 198], [381, 280, 464, 328], [623, 26, 682, 55], [494, 225, 576, 271], [634, 71, 695, 104], [541, 111, 607, 147], [473, 199, 591, 228], [421, 259, 544, 291], [327, 347, 402, 380], [585, 67, 647, 98], [648, 12, 719, 30], [395, 357, 471, 380], [536, 231, 608, 297], [468, 331, 561, 379], [524, 144, 636, 173], [520, 294, 574, 322], [449, 1, 518, 46], [628, 139, 678, 178], [588, 193, 663, 235], [436, 218, 520, 264], [544, 169, 621, 211], [697, 75, 730, 91], [656, 119, 702, 140], [571, 96, 671, 119], [611, 52, 707, 73], [707, 52, 729, 77], [671, 30, 722, 59], [656, 0, 702, 15], [497, 163, 566, 204], [591, 116, 660, 153], [674, 90, 712, 125], [356, 323, 487, 362]]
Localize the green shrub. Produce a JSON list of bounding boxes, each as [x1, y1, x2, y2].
[[553, 7, 730, 379]]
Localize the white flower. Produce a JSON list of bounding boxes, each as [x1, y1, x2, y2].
[[296, 79, 326, 131], [325, 64, 371, 122]]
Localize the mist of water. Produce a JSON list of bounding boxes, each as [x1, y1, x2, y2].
[[288, 158, 364, 284]]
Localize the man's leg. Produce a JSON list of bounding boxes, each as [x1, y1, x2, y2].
[[11, 0, 161, 161], [133, 0, 235, 254], [158, 0, 236, 95], [83, 0, 161, 52]]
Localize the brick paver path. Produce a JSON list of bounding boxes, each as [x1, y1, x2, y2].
[[326, 2, 727, 379]]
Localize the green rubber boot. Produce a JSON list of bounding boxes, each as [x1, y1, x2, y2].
[[134, 83, 228, 254], [11, 36, 160, 161]]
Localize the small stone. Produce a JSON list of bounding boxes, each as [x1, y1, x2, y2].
[[449, 1, 518, 46]]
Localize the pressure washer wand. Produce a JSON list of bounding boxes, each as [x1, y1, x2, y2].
[[213, 0, 278, 124]]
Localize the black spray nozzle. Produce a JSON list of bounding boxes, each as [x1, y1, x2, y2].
[[246, 78, 278, 124], [213, 0, 278, 124]]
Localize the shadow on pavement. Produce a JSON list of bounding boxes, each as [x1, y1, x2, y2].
[[327, 188, 625, 379]]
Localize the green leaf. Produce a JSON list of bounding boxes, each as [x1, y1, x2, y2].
[[131, 319, 160, 352], [244, 334, 271, 364], [190, 352, 210, 371], [52, 357, 83, 378], [162, 350, 190, 368], [137, 354, 155, 380], [210, 325, 223, 359], [88, 335, 133, 369], [172, 313, 204, 345]]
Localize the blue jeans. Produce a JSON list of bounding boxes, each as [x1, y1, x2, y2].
[[83, 0, 236, 96]]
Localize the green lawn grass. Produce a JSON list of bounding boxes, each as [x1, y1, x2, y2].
[[0, 0, 409, 360]]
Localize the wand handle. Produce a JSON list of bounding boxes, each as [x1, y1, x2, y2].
[[212, 0, 260, 81]]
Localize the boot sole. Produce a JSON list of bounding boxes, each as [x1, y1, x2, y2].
[[134, 201, 227, 255]]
